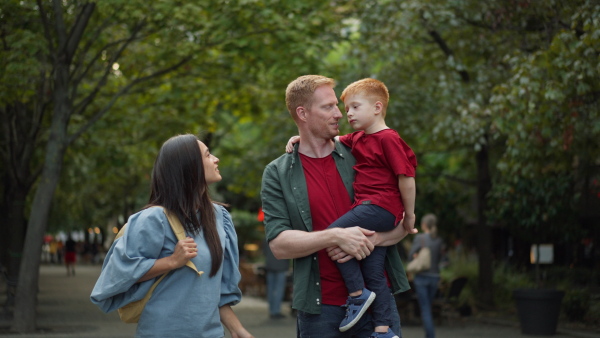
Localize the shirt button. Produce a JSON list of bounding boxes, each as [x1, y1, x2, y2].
[[313, 257, 317, 260], [316, 282, 319, 286]]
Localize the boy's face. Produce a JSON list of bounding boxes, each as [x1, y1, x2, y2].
[[343, 93, 380, 131]]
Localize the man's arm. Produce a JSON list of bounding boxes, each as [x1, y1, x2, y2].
[[270, 227, 375, 261], [327, 223, 413, 263]]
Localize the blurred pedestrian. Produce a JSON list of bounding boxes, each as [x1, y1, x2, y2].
[[64, 235, 77, 276], [408, 214, 446, 338], [263, 239, 289, 319]]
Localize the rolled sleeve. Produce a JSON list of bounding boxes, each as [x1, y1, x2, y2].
[[218, 207, 242, 307], [90, 208, 167, 312]]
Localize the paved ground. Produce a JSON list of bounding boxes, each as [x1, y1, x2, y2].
[[0, 264, 597, 338]]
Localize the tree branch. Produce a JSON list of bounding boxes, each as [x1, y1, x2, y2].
[[72, 32, 154, 90], [36, 0, 54, 54], [64, 3, 96, 64], [72, 19, 146, 115], [67, 55, 193, 145], [52, 0, 67, 55], [428, 29, 470, 83], [70, 9, 120, 83]]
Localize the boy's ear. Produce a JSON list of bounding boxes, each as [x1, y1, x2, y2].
[[374, 101, 384, 114]]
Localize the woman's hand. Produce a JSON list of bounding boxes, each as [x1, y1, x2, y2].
[[169, 237, 197, 269], [230, 329, 255, 338], [138, 237, 197, 282], [220, 305, 254, 338]]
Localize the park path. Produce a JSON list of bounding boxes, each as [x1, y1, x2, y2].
[[1, 264, 596, 337]]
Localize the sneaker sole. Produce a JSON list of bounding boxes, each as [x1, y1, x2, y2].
[[339, 292, 376, 332]]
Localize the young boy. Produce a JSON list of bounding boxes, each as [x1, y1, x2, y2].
[[286, 78, 417, 338]]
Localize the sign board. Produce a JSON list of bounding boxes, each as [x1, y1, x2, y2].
[[530, 244, 554, 264]]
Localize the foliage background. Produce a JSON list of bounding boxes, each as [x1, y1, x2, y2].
[[1, 0, 599, 330]]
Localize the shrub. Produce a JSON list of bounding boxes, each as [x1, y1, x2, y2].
[[562, 289, 591, 322], [493, 263, 536, 311]]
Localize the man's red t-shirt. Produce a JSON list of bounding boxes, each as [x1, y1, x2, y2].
[[300, 153, 352, 306], [339, 129, 417, 224]]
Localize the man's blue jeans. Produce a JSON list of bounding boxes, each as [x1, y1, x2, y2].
[[296, 290, 402, 337], [266, 270, 287, 315], [413, 274, 440, 338]]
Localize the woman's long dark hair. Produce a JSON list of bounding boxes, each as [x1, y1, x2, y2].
[[145, 134, 223, 276]]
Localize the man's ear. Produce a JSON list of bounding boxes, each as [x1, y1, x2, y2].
[[297, 106, 308, 121]]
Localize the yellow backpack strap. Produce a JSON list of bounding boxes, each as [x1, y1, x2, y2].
[[114, 208, 203, 276], [162, 208, 204, 276], [114, 223, 127, 240]]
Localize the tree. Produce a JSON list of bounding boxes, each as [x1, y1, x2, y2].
[[336, 0, 599, 307], [0, 0, 352, 332], [488, 0, 600, 272]]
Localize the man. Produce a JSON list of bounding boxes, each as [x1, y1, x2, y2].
[[261, 75, 415, 337]]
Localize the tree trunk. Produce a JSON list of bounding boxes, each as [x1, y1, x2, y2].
[[12, 55, 71, 333], [476, 140, 494, 307], [2, 184, 29, 307], [1, 101, 39, 293]]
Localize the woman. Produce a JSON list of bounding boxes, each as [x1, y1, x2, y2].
[[408, 214, 445, 338], [91, 134, 254, 338]]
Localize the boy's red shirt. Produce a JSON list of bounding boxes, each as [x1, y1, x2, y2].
[[339, 129, 417, 225]]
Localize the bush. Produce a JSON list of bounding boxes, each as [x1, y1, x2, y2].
[[439, 250, 479, 309], [493, 263, 536, 311], [562, 289, 591, 322]]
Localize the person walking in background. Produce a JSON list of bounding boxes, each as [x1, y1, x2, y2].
[[261, 75, 411, 338], [91, 134, 254, 338], [64, 235, 77, 276], [263, 239, 290, 319], [408, 214, 446, 338]]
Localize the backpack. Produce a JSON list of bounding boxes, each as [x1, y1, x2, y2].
[[116, 207, 203, 323]]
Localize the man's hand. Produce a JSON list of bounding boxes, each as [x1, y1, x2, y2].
[[327, 246, 351, 263], [333, 227, 375, 261], [326, 227, 375, 263], [327, 220, 419, 263]]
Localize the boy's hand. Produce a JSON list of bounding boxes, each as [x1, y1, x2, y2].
[[401, 213, 417, 235], [285, 136, 300, 153]]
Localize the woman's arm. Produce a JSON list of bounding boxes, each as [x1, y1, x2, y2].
[[137, 237, 198, 282], [220, 305, 254, 338]]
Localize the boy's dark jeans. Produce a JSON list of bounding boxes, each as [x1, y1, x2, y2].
[[327, 204, 397, 327]]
